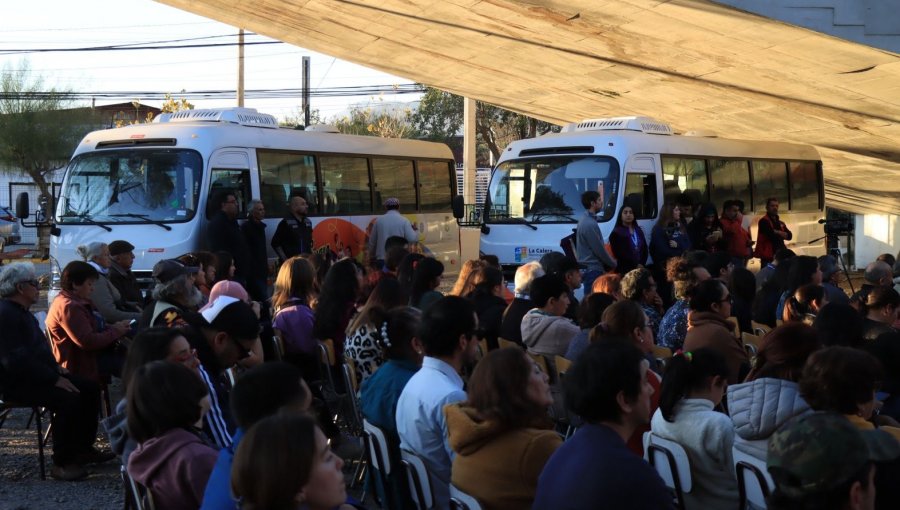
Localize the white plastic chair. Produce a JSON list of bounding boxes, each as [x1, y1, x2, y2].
[[643, 432, 693, 510], [733, 447, 773, 510], [400, 449, 434, 510], [449, 484, 483, 510]]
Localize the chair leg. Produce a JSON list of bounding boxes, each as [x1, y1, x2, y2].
[[35, 406, 46, 480]]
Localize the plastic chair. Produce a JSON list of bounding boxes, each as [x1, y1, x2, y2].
[[497, 338, 518, 350], [0, 399, 48, 480], [741, 332, 762, 357], [400, 449, 434, 510], [449, 484, 483, 510], [733, 447, 773, 510], [270, 332, 285, 361], [643, 433, 692, 510], [122, 465, 157, 510], [316, 339, 340, 398], [750, 321, 771, 337], [363, 420, 395, 507], [725, 316, 740, 338], [527, 352, 549, 375], [554, 355, 576, 440]]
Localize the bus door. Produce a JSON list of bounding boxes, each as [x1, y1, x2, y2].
[[204, 149, 253, 241], [623, 155, 659, 260]]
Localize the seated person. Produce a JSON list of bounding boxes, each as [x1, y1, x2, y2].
[[533, 341, 674, 510], [446, 348, 561, 510], [521, 275, 579, 359], [127, 361, 218, 510]]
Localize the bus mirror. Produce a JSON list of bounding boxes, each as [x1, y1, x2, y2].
[[15, 192, 30, 220], [452, 195, 465, 219]]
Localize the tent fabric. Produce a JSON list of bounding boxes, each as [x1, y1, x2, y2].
[[157, 0, 900, 215]]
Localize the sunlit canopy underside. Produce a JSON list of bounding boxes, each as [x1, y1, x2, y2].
[[157, 0, 900, 215]]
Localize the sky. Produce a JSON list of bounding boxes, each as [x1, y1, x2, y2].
[[1, 0, 421, 121]]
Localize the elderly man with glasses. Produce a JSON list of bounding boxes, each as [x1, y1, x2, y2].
[[0, 262, 113, 481]]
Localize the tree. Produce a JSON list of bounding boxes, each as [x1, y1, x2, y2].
[[0, 60, 99, 200], [410, 86, 559, 164], [280, 106, 322, 128], [332, 96, 418, 138]]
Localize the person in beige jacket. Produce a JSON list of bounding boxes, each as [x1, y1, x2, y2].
[[683, 279, 749, 384], [446, 347, 561, 510]]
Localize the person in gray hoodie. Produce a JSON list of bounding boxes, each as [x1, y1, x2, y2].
[[521, 275, 580, 359], [726, 323, 821, 462]]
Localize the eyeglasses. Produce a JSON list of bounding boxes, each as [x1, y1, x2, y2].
[[173, 347, 198, 363], [719, 295, 734, 305]]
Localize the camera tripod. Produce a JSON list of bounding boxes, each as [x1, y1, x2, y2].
[[809, 233, 855, 295]]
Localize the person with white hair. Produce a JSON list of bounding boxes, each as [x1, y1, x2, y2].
[[77, 241, 141, 323], [499, 261, 545, 346], [0, 262, 113, 481]]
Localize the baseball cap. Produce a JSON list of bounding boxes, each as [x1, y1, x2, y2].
[[152, 259, 199, 284], [108, 240, 135, 256], [200, 295, 260, 341], [767, 412, 900, 499], [383, 197, 400, 208]]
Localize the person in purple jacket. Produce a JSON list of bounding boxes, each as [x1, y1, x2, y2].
[[127, 361, 218, 510], [609, 205, 648, 276]]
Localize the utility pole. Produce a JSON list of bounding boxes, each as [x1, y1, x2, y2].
[[302, 56, 310, 126], [237, 28, 245, 107]]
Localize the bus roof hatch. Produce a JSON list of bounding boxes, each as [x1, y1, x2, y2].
[[564, 116, 673, 136], [154, 107, 279, 129]]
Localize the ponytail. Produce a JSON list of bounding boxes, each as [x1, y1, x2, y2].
[[658, 347, 730, 422]]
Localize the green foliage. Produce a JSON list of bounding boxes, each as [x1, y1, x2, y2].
[[0, 60, 99, 196], [332, 96, 419, 138]]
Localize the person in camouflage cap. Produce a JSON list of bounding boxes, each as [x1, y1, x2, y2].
[[766, 412, 900, 510]]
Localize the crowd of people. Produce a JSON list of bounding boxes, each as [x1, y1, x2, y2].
[[1, 189, 899, 510]]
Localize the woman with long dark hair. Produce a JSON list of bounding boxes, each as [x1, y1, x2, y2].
[[775, 255, 822, 321], [408, 257, 444, 310], [313, 259, 363, 363], [651, 347, 737, 510], [687, 203, 725, 254], [465, 266, 507, 350], [650, 202, 691, 306], [446, 348, 561, 510], [608, 205, 648, 275]]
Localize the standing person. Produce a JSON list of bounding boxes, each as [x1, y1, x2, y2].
[[206, 190, 251, 286], [719, 199, 753, 268], [609, 205, 648, 276], [576, 191, 617, 294], [688, 203, 726, 254], [533, 341, 673, 510], [271, 193, 314, 262], [240, 199, 269, 302], [396, 296, 479, 510], [78, 242, 141, 323], [367, 197, 417, 269], [754, 197, 792, 266], [0, 262, 111, 481], [446, 348, 562, 510], [650, 202, 691, 307], [650, 348, 738, 510], [108, 240, 144, 308]]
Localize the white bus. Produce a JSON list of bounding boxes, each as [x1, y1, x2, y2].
[[473, 116, 825, 272], [40, 107, 459, 294]]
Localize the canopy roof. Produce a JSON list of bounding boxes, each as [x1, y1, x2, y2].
[[157, 0, 900, 215]]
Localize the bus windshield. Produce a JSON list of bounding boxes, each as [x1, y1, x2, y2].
[[486, 155, 620, 223], [56, 149, 203, 224]]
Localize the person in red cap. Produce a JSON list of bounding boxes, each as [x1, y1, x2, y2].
[[367, 197, 417, 269]]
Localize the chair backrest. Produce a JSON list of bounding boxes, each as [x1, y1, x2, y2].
[[554, 355, 572, 378], [741, 332, 762, 357], [733, 447, 773, 510], [478, 338, 489, 357], [725, 316, 740, 338], [271, 331, 285, 361], [449, 484, 483, 510], [401, 449, 434, 510], [751, 320, 772, 337], [363, 419, 392, 476], [497, 337, 518, 350], [527, 352, 549, 375], [644, 433, 692, 510], [318, 338, 337, 366], [122, 466, 156, 510], [343, 356, 359, 394]]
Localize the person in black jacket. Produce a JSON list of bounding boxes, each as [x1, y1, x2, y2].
[[499, 261, 545, 346], [465, 266, 508, 351], [240, 199, 270, 302], [271, 194, 314, 262], [0, 262, 109, 481], [207, 190, 251, 287]]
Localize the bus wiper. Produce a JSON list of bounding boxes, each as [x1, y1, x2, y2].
[[109, 213, 173, 231], [59, 213, 113, 232], [506, 216, 538, 231], [533, 211, 577, 222]]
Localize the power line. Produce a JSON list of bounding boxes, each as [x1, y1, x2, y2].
[[0, 84, 425, 101], [0, 37, 280, 56]]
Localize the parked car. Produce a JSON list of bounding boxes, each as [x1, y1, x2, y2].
[[0, 206, 21, 247]]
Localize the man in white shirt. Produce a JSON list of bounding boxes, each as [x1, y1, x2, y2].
[[396, 296, 479, 510], [367, 197, 417, 268]]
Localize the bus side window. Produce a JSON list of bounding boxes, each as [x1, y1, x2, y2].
[[257, 150, 319, 216], [624, 173, 658, 219], [751, 160, 788, 212]]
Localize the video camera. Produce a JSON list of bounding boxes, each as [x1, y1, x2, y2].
[[818, 216, 854, 236]]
